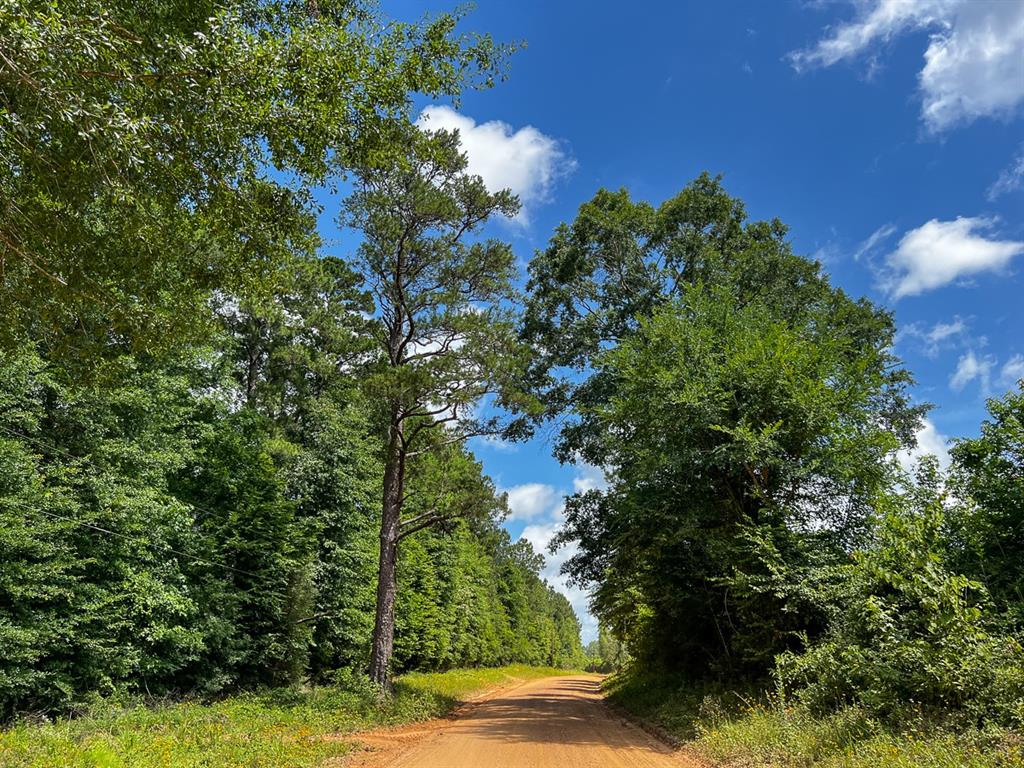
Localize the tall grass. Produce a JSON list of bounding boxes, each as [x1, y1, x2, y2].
[[606, 671, 1023, 768]]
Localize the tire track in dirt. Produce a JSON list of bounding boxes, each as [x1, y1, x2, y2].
[[342, 674, 705, 768]]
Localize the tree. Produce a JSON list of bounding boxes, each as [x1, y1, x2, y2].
[[345, 127, 535, 685], [525, 175, 923, 677], [949, 381, 1024, 626], [0, 0, 506, 359]]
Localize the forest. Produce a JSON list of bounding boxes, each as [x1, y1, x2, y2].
[[2, 1, 1023, 767]]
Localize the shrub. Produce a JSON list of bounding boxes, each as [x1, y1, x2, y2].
[[776, 464, 1024, 728]]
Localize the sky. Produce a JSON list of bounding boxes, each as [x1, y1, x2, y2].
[[368, 0, 1024, 643]]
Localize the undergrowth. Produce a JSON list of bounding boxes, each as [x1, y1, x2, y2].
[[606, 671, 1024, 768]]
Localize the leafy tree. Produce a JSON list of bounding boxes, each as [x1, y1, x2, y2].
[[0, 348, 209, 716], [344, 126, 535, 685], [1, 0, 506, 359], [949, 382, 1024, 626], [526, 175, 922, 678]]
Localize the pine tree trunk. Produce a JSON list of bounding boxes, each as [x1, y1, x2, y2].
[[368, 408, 405, 687]]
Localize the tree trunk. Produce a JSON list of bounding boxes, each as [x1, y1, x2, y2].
[[368, 406, 405, 687]]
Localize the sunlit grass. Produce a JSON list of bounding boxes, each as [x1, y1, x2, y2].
[[0, 665, 571, 768], [606, 671, 1023, 768]]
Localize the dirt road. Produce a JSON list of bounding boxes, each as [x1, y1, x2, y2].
[[354, 674, 699, 768]]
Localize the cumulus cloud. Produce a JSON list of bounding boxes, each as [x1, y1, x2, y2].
[[790, 0, 1024, 132], [988, 145, 1024, 201], [950, 349, 997, 392], [504, 483, 559, 522], [416, 106, 576, 221], [880, 217, 1024, 299], [896, 418, 950, 473], [1001, 354, 1024, 388], [521, 510, 598, 644]]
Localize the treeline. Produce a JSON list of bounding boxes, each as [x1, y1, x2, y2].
[[0, 259, 583, 718], [525, 176, 1024, 732], [0, 0, 582, 720]]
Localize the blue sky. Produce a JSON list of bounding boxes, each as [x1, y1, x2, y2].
[[372, 0, 1024, 641]]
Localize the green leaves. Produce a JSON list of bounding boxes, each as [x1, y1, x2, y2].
[[0, 0, 510, 359], [531, 175, 922, 679], [777, 478, 1024, 727], [948, 382, 1024, 626]]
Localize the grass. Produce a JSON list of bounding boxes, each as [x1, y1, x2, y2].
[[605, 671, 1024, 768], [0, 664, 571, 768]]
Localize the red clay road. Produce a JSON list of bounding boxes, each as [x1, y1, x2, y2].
[[352, 674, 701, 768]]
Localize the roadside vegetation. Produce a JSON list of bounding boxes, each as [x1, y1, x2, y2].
[[540, 185, 1024, 763], [608, 672, 1022, 768], [0, 665, 568, 768], [2, 1, 1022, 765]]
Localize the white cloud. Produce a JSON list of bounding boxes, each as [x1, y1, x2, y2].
[[924, 317, 967, 345], [1001, 354, 1024, 388], [853, 223, 897, 261], [896, 418, 950, 473], [513, 463, 610, 643], [880, 217, 1024, 299], [572, 463, 608, 494], [899, 316, 969, 357], [504, 483, 559, 522], [521, 511, 597, 644], [791, 0, 1024, 132], [988, 146, 1024, 200], [416, 106, 576, 221], [950, 349, 996, 392]]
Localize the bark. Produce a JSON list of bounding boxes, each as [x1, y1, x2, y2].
[[367, 405, 405, 686]]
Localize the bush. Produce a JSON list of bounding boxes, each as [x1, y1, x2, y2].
[[776, 466, 1024, 728]]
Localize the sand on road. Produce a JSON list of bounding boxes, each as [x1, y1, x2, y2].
[[350, 674, 702, 768]]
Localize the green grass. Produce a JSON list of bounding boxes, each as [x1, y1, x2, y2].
[[605, 671, 1024, 768], [0, 665, 571, 768]]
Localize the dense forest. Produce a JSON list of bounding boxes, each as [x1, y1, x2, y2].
[[2, 1, 1024, 765], [0, 0, 582, 720]]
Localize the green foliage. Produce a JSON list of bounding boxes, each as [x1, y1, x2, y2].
[[0, 0, 507, 356], [0, 346, 210, 717], [527, 175, 922, 679], [584, 625, 630, 672], [0, 0, 584, 721], [609, 669, 1023, 768], [0, 336, 582, 715], [776, 465, 1024, 728], [949, 382, 1024, 627], [695, 704, 1022, 768]]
